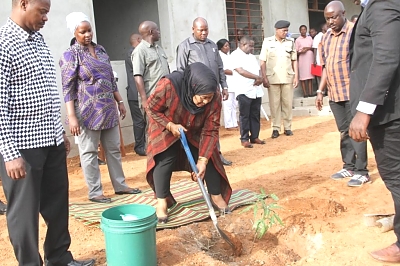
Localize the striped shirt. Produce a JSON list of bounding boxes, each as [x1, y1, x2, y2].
[[145, 78, 232, 206], [0, 19, 64, 162], [321, 20, 354, 102]]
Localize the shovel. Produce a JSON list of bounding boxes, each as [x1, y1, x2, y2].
[[178, 128, 242, 256]]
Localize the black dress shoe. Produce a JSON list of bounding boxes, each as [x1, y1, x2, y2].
[[89, 197, 111, 203], [135, 149, 146, 156], [115, 188, 141, 195], [220, 155, 232, 166], [241, 141, 253, 148], [250, 138, 266, 144], [0, 200, 6, 215], [271, 130, 280, 138], [67, 259, 96, 266], [284, 130, 293, 136]]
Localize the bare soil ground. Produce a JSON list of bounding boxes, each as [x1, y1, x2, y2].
[[0, 116, 396, 265]]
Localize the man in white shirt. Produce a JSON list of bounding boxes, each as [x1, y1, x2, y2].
[[312, 23, 328, 66], [230, 36, 265, 148], [312, 23, 328, 95]]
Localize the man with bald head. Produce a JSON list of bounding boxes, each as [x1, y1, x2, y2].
[[132, 21, 169, 110], [315, 1, 369, 187], [176, 17, 232, 166], [0, 0, 95, 265], [176, 17, 229, 101], [230, 36, 264, 148], [132, 21, 169, 152], [125, 33, 146, 156]]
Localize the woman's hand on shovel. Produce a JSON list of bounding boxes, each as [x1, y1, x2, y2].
[[167, 122, 187, 138], [191, 160, 207, 181]]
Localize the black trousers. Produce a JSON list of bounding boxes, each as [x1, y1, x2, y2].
[[369, 119, 400, 246], [329, 101, 368, 175], [128, 99, 146, 152], [153, 141, 221, 198], [237, 94, 262, 142], [0, 144, 73, 266]]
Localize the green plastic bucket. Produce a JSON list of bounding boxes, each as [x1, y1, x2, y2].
[[100, 204, 157, 266]]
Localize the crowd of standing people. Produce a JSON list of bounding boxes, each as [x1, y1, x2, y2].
[[0, 0, 400, 265]]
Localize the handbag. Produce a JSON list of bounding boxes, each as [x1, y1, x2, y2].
[[311, 64, 322, 77]]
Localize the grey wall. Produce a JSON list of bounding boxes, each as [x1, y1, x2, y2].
[[157, 0, 228, 71], [93, 0, 160, 61], [343, 0, 362, 20], [261, 0, 310, 38]]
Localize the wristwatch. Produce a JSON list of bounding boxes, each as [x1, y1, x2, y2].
[[316, 90, 323, 94]]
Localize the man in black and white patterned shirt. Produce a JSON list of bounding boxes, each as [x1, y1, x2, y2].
[[0, 1, 95, 266]]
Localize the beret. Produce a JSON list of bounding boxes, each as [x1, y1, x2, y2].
[[275, 20, 290, 29]]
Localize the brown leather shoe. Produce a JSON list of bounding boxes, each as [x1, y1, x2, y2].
[[370, 243, 400, 262], [241, 141, 253, 148], [250, 138, 266, 144]]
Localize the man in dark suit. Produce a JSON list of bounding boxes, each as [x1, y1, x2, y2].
[[349, 0, 400, 262], [125, 33, 145, 156]]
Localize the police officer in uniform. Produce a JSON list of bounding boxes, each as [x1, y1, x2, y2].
[[260, 20, 298, 138]]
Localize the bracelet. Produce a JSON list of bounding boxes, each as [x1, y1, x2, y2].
[[198, 156, 208, 165], [316, 90, 323, 94], [118, 100, 124, 104], [166, 122, 172, 131]]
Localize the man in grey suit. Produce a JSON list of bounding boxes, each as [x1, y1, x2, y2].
[[176, 17, 232, 166], [125, 33, 145, 156], [349, 0, 400, 262]]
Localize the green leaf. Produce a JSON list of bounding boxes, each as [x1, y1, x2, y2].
[[253, 204, 258, 218], [253, 220, 262, 231], [270, 215, 275, 225], [239, 205, 254, 214], [274, 213, 284, 225], [270, 193, 279, 201], [257, 221, 267, 239], [242, 190, 284, 240], [265, 208, 270, 219]]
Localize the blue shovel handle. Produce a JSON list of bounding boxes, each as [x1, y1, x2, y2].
[[178, 128, 217, 221], [178, 128, 199, 175], [178, 129, 238, 252]]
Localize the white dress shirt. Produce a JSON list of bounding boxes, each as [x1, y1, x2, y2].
[[219, 51, 236, 93], [312, 32, 324, 65], [230, 48, 264, 99]]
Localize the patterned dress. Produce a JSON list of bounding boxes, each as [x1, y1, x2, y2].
[[146, 78, 232, 206], [59, 42, 119, 130]]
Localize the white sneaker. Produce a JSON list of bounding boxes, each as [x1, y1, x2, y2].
[[347, 174, 371, 187], [330, 169, 354, 180]]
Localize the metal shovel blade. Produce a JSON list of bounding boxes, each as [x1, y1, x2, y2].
[[179, 128, 242, 256], [197, 178, 243, 256]]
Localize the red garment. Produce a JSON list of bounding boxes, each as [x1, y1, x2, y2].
[[145, 78, 232, 206]]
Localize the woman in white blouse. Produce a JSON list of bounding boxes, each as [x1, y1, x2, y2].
[[217, 39, 238, 131]]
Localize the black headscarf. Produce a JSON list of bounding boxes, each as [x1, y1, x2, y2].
[[167, 62, 218, 114]]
